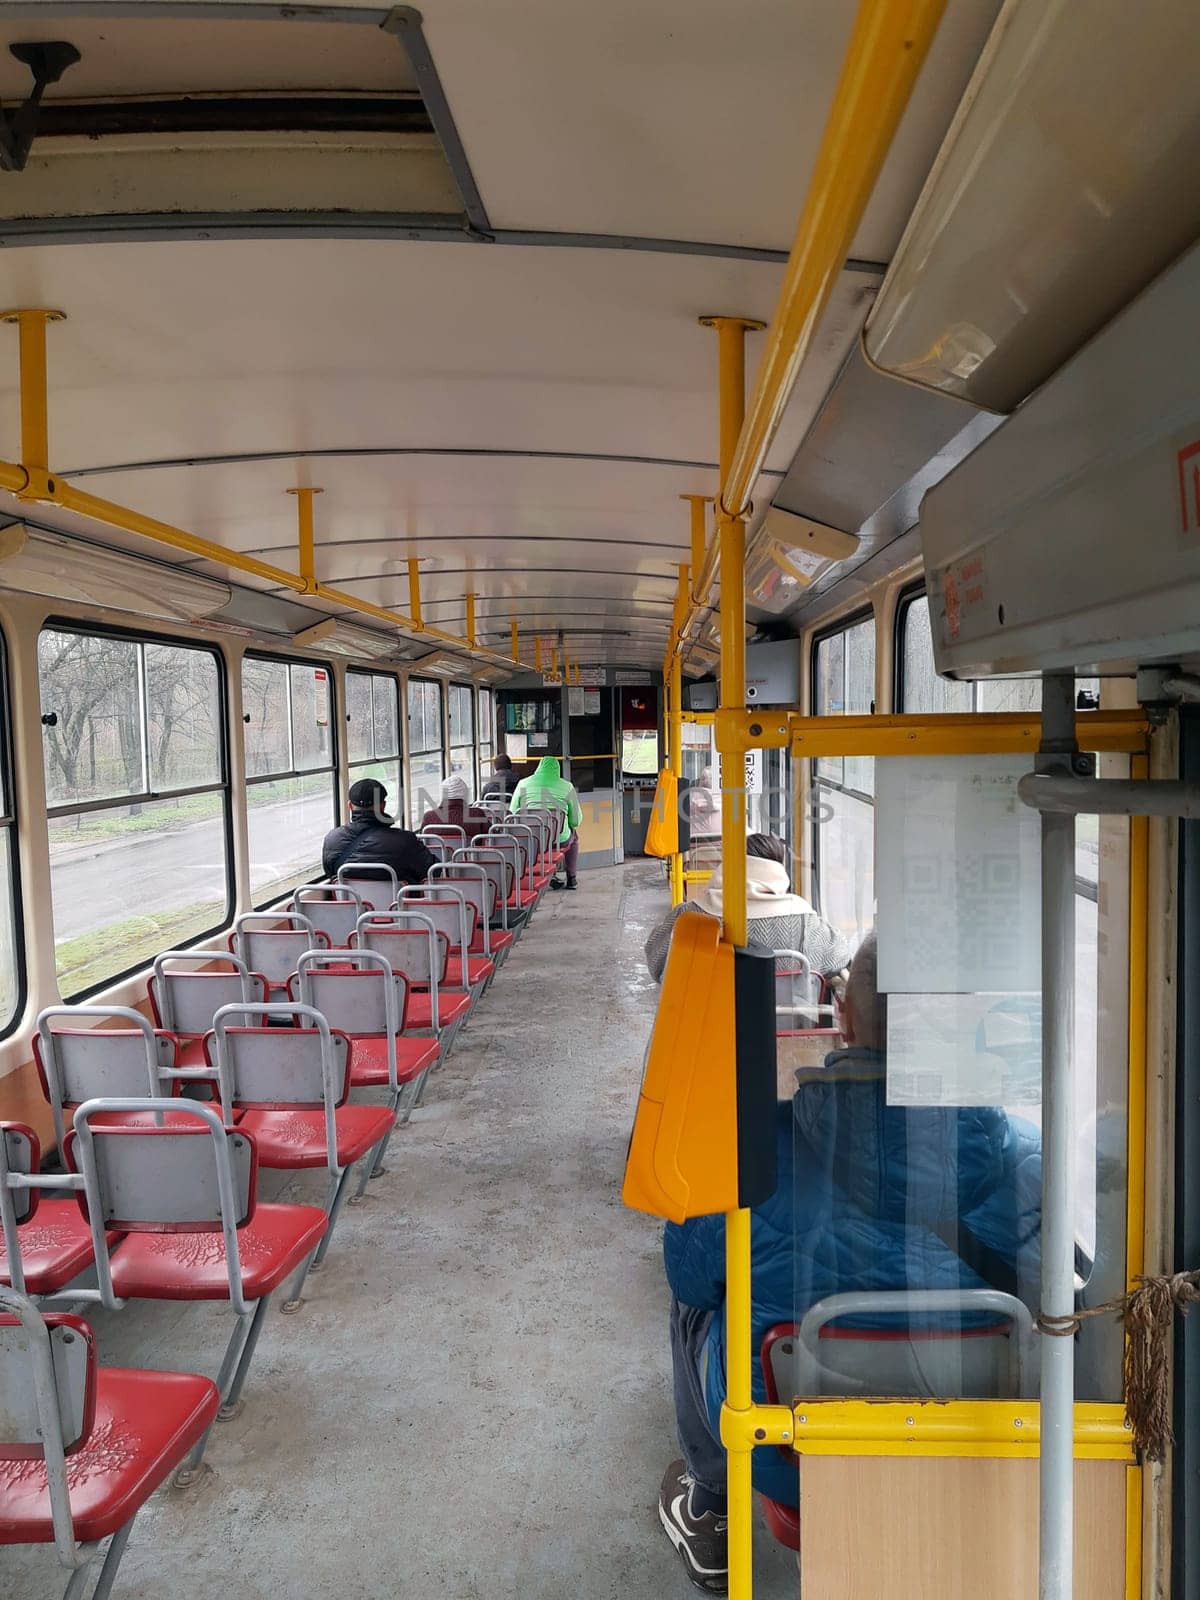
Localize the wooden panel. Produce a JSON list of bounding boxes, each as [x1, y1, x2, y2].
[[799, 1457, 1127, 1600], [577, 789, 616, 860]]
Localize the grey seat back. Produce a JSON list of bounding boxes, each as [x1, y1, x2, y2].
[[784, 1290, 1033, 1400], [69, 1099, 256, 1313], [294, 949, 400, 1040], [231, 912, 325, 986], [356, 912, 445, 987], [0, 1287, 94, 1459], [210, 1002, 348, 1110], [291, 886, 366, 950], [35, 1006, 174, 1151], [396, 889, 468, 955], [151, 951, 267, 1035], [428, 865, 493, 954], [455, 849, 513, 917], [337, 861, 399, 910]]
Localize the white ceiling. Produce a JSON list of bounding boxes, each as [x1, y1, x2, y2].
[[421, 0, 1003, 253], [0, 0, 1004, 667]]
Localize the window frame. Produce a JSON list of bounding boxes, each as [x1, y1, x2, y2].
[[448, 680, 477, 790], [345, 665, 403, 811], [242, 648, 338, 911], [809, 606, 877, 924], [478, 685, 494, 769], [407, 675, 446, 821], [0, 624, 24, 1036], [38, 617, 234, 1000]]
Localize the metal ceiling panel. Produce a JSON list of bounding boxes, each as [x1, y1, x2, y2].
[[418, 0, 1003, 254]]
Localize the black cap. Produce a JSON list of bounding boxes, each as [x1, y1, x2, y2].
[[349, 778, 387, 809]]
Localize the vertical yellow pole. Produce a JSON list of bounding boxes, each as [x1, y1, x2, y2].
[[668, 560, 689, 907], [466, 592, 477, 649], [669, 652, 684, 906], [0, 307, 64, 489], [511, 618, 520, 663], [704, 316, 758, 1600], [551, 643, 560, 679], [287, 486, 322, 594], [535, 636, 543, 675], [408, 558, 424, 629]]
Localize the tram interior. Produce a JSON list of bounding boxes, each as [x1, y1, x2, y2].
[[1, 3, 1199, 1599]]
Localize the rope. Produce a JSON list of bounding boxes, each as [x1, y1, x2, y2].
[[1035, 1270, 1200, 1461]]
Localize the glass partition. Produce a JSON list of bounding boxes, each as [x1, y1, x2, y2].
[[781, 739, 1131, 1446]]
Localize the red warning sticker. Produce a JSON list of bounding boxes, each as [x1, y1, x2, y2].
[[1178, 437, 1200, 536]]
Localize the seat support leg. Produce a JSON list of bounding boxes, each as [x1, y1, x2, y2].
[[221, 1295, 271, 1416], [308, 1165, 355, 1273], [83, 1519, 136, 1600], [173, 1305, 257, 1484]]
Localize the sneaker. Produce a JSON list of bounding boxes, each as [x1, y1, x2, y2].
[[658, 1460, 728, 1593], [565, 876, 578, 891], [549, 876, 567, 890]]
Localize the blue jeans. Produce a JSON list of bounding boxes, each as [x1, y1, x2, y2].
[[671, 1296, 726, 1500]]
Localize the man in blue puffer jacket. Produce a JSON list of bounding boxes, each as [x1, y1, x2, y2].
[[657, 932, 1041, 1593]]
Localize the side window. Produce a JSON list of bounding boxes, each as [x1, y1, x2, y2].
[[38, 626, 230, 997], [448, 683, 476, 789], [810, 613, 876, 952], [407, 677, 445, 823], [243, 654, 336, 907], [346, 670, 402, 819]]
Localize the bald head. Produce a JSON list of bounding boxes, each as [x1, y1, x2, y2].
[[842, 931, 886, 1052]]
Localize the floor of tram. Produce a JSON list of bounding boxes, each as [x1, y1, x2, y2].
[[9, 861, 796, 1600]]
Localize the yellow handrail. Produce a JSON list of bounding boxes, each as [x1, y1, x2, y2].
[[668, 0, 950, 670], [0, 310, 532, 675]]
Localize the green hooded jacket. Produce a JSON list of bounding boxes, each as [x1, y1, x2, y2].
[[510, 756, 583, 843]]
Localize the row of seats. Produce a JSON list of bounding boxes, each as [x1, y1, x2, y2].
[[0, 803, 567, 1597]]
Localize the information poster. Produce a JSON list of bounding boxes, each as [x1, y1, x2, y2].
[[875, 755, 1041, 995], [507, 733, 528, 760], [568, 687, 585, 715]]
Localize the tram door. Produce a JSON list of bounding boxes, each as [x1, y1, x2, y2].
[[565, 686, 619, 868]]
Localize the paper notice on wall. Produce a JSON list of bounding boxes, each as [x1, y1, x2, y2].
[[568, 687, 585, 716], [583, 689, 601, 714], [886, 991, 1042, 1108], [529, 731, 548, 749], [875, 755, 1041, 995], [507, 733, 528, 761]]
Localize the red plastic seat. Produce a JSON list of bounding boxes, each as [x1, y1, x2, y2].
[[471, 928, 514, 956], [761, 1497, 800, 1551], [349, 1034, 439, 1088], [236, 1104, 395, 1169], [0, 1199, 120, 1297], [0, 1366, 219, 1545], [106, 1203, 327, 1300], [404, 989, 471, 1032], [444, 953, 495, 988], [507, 889, 538, 909]]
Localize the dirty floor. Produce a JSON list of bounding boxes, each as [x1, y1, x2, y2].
[[5, 862, 797, 1600]]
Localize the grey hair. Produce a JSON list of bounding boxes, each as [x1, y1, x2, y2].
[[843, 930, 886, 1051]]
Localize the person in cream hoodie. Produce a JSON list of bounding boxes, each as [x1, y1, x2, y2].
[[643, 832, 851, 983]]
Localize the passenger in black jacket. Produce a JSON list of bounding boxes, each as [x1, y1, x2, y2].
[[481, 752, 517, 802], [321, 778, 436, 884]]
